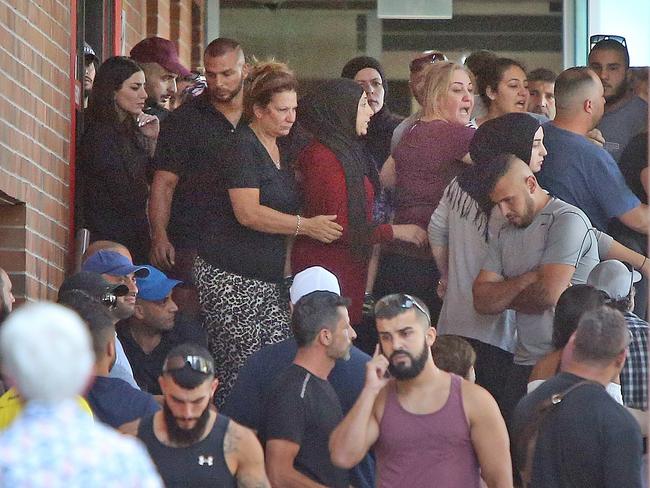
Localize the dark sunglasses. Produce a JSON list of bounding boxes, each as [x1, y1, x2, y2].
[[375, 293, 431, 325], [590, 34, 627, 50], [163, 355, 215, 375], [409, 51, 448, 73]]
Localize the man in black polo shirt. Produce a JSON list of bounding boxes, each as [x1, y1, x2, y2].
[[148, 38, 248, 299], [118, 265, 206, 394]]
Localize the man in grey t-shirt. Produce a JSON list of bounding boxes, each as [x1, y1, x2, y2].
[[473, 155, 601, 421], [589, 38, 647, 162]]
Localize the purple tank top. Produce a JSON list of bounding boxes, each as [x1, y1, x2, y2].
[[374, 374, 480, 488]]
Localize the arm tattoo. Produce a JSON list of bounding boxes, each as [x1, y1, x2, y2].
[[224, 425, 241, 455]]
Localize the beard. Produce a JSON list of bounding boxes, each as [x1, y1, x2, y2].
[[111, 297, 135, 320], [604, 79, 628, 105], [163, 400, 211, 446], [208, 77, 244, 104], [388, 340, 429, 380], [510, 194, 536, 229]]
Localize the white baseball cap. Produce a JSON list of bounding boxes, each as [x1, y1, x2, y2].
[[587, 260, 642, 300], [290, 266, 341, 304]]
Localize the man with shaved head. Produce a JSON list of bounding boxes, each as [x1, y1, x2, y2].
[[536, 67, 648, 237], [536, 66, 650, 318], [473, 154, 603, 421]]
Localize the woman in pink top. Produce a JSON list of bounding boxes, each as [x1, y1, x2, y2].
[[376, 61, 476, 321]]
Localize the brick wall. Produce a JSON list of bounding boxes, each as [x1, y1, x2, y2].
[[0, 0, 72, 302], [146, 0, 171, 40], [142, 0, 203, 69], [123, 0, 146, 54], [0, 0, 203, 302]]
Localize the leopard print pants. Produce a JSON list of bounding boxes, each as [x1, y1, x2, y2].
[[193, 256, 291, 408]]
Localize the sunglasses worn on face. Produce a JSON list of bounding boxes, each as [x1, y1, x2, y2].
[[375, 293, 431, 325], [590, 34, 627, 50], [409, 51, 448, 73], [163, 355, 215, 375]]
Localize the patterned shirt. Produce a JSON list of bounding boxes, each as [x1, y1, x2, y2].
[[622, 312, 649, 411], [0, 400, 163, 487]]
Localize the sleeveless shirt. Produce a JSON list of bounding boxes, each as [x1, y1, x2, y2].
[[137, 412, 236, 487], [374, 374, 480, 488]]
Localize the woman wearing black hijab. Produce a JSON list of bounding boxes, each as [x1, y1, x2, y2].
[[341, 56, 404, 224], [341, 56, 403, 171], [291, 79, 425, 331]]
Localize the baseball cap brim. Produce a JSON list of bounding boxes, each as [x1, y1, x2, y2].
[[103, 264, 150, 278], [135, 265, 182, 301], [161, 59, 191, 77], [138, 277, 182, 301]]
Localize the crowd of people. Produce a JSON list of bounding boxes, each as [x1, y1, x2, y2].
[[0, 32, 648, 487]]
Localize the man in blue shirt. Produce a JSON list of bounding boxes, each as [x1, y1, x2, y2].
[[537, 66, 648, 235], [59, 289, 160, 429]]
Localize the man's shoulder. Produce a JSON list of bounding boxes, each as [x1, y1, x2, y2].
[[517, 373, 618, 419], [91, 375, 150, 397], [160, 94, 230, 133], [543, 197, 592, 223], [543, 123, 608, 157], [164, 94, 207, 120], [607, 95, 648, 118], [243, 339, 296, 374], [273, 363, 310, 387], [270, 364, 329, 401]]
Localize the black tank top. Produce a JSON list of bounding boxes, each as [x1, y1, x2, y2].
[[137, 412, 237, 487]]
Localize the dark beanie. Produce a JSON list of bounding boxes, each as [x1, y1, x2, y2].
[[341, 56, 388, 95], [469, 112, 541, 165]]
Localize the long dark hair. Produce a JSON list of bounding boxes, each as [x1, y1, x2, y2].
[[83, 56, 148, 185], [553, 285, 608, 349], [86, 56, 142, 132]]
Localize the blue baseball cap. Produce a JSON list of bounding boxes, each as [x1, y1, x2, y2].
[[136, 266, 182, 301], [82, 250, 150, 278]]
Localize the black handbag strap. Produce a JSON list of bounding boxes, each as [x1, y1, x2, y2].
[[518, 379, 600, 487]]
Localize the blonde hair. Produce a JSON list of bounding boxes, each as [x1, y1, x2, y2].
[[244, 58, 298, 120], [422, 61, 475, 120]]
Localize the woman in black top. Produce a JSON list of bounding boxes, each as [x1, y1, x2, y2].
[[77, 56, 159, 263], [194, 61, 343, 407]]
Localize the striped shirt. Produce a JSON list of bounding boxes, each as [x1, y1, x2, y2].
[[621, 312, 649, 410]]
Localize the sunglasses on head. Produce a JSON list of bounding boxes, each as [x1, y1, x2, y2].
[[590, 34, 627, 50], [375, 293, 431, 325], [163, 355, 215, 375], [409, 51, 448, 73]]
